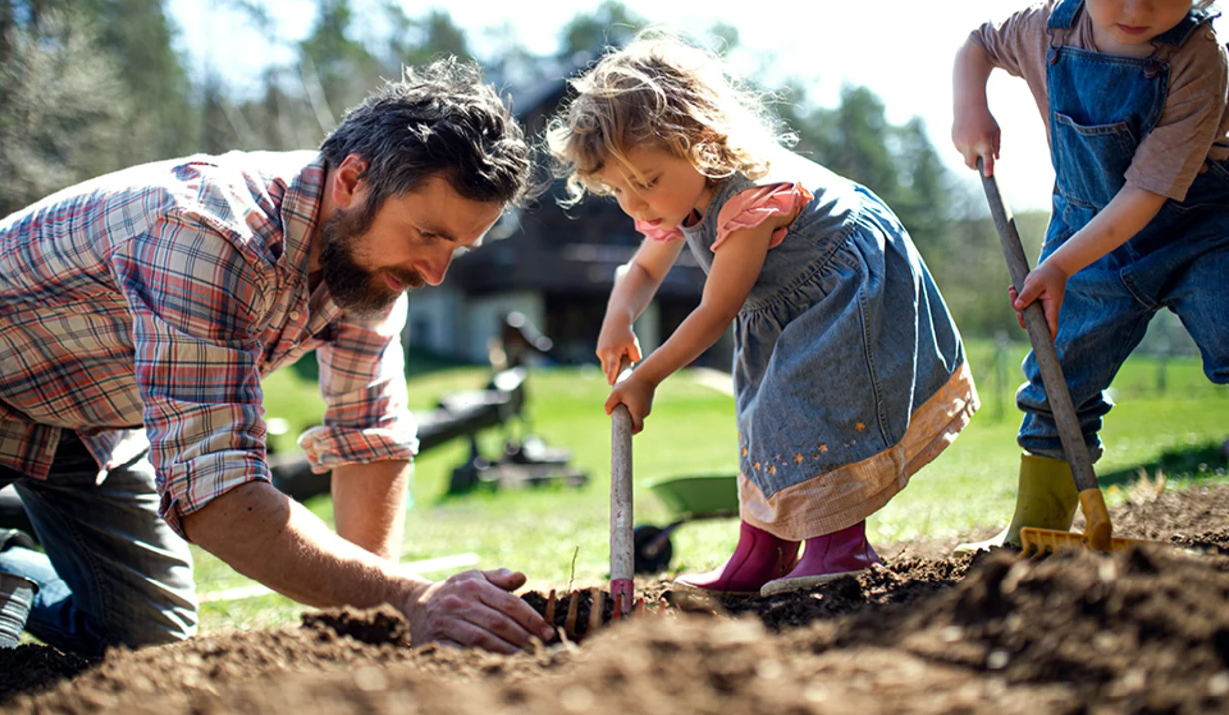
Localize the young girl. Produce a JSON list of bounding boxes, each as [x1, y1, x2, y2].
[[953, 0, 1229, 552], [548, 33, 979, 596]]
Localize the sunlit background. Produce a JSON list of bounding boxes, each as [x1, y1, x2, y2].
[[166, 0, 1057, 210]]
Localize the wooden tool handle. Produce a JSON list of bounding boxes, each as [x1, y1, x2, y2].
[[610, 356, 635, 613], [977, 159, 1098, 494]]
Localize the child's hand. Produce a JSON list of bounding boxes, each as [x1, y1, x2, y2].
[[1010, 261, 1069, 342], [596, 321, 642, 386], [604, 373, 655, 434], [952, 104, 1001, 177]]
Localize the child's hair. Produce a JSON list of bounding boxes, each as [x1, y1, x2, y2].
[[547, 29, 791, 206]]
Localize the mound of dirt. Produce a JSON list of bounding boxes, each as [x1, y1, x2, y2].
[[1, 486, 1227, 715], [865, 547, 1229, 712]]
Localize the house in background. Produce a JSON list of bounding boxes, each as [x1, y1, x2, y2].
[[404, 74, 733, 369]]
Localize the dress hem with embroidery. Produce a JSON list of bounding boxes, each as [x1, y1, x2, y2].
[[738, 360, 980, 541]]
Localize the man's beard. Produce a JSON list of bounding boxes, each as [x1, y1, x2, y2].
[[317, 203, 425, 318]]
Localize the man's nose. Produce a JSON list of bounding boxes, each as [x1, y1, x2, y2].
[[415, 248, 452, 286], [421, 256, 450, 286]]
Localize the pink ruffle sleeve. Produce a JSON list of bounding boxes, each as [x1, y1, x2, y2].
[[710, 183, 814, 252], [634, 219, 684, 243]]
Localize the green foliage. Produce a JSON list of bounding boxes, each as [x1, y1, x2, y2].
[[0, 4, 131, 215], [557, 0, 645, 60], [780, 85, 956, 269], [73, 0, 194, 162], [293, 0, 376, 133]]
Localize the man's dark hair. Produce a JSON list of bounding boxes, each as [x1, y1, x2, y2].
[[320, 58, 532, 213]]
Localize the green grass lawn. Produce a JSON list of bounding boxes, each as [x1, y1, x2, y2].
[[196, 339, 1229, 632]]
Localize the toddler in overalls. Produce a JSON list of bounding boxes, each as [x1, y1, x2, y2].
[[953, 0, 1229, 550], [549, 33, 979, 596]]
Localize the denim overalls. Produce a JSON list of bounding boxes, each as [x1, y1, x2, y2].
[[1017, 0, 1229, 459], [679, 150, 968, 500]]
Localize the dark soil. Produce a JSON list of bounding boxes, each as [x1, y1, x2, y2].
[[3, 485, 1229, 714]]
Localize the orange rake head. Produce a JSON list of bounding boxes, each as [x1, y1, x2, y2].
[[1018, 527, 1165, 558], [1019, 488, 1171, 558]]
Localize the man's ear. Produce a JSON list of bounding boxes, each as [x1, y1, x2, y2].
[[331, 154, 368, 209]]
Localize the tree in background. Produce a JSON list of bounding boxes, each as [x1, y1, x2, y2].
[[557, 0, 644, 64], [296, 0, 379, 130], [74, 0, 194, 163], [0, 1, 131, 216]]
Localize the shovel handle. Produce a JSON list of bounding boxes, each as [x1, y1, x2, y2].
[[610, 356, 635, 612], [977, 160, 1099, 495]]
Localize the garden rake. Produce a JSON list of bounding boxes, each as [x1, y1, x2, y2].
[[536, 355, 645, 641], [978, 159, 1165, 556]]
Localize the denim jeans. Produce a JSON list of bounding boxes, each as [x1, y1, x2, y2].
[[1019, 3, 1229, 459], [0, 432, 197, 655], [1017, 204, 1229, 459]]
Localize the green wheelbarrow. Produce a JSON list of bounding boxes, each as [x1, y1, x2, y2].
[[633, 473, 739, 574]]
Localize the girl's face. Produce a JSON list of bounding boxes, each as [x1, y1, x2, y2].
[[593, 146, 713, 230], [1085, 0, 1193, 47]]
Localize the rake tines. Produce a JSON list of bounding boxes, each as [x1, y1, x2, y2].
[[588, 587, 604, 633], [541, 588, 649, 641], [1019, 526, 1163, 559], [564, 589, 580, 637]]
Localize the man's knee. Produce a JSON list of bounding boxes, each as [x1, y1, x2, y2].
[[111, 574, 199, 649]]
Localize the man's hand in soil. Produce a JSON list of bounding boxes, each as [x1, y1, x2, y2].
[[402, 568, 555, 653], [184, 481, 552, 654]]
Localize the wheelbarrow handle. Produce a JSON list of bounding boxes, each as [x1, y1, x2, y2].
[[610, 356, 635, 613], [977, 159, 1098, 496]]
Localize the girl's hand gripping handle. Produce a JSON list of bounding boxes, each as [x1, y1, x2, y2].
[[597, 321, 642, 386], [604, 355, 654, 435]]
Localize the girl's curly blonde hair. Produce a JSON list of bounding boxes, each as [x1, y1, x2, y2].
[[547, 30, 791, 206]]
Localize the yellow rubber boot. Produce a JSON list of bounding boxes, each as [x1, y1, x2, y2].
[[954, 454, 1079, 554]]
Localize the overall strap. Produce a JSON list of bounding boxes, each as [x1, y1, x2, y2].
[[1154, 8, 1216, 47], [1047, 0, 1082, 30], [1046, 0, 1081, 64], [1146, 8, 1216, 73]]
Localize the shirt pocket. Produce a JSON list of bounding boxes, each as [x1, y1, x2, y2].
[[1053, 111, 1138, 209]]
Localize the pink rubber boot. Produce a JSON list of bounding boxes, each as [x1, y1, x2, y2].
[[672, 521, 800, 596], [760, 520, 882, 596]]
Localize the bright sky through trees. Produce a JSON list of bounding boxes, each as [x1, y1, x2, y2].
[[168, 0, 1062, 210]]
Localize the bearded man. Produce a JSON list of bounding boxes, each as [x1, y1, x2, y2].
[[0, 59, 553, 656]]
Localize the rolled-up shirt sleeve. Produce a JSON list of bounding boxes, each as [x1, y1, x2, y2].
[[298, 294, 417, 473], [112, 208, 274, 539]]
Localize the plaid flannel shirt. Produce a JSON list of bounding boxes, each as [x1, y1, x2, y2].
[[0, 150, 417, 537]]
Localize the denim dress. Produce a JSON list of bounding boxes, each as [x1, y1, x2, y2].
[[1017, 0, 1229, 460], [679, 150, 977, 539]]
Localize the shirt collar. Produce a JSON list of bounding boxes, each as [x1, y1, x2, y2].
[[279, 153, 326, 278]]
